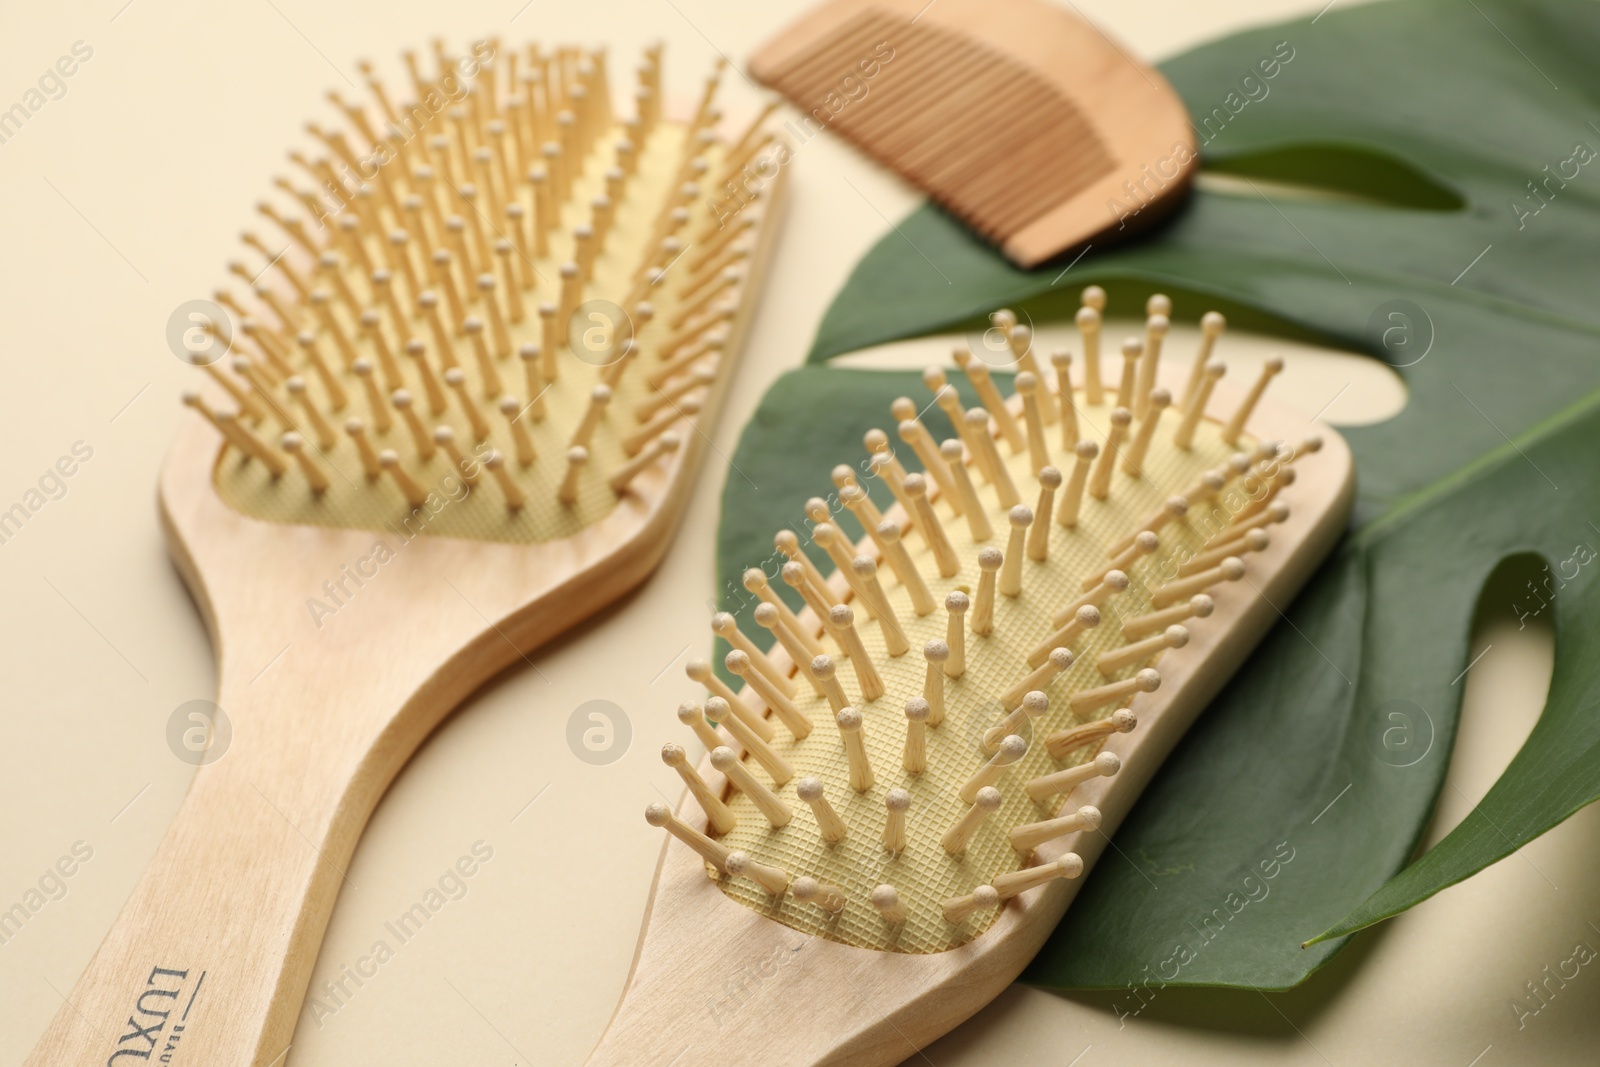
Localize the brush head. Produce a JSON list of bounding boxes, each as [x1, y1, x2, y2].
[[645, 289, 1345, 956], [180, 40, 781, 545]]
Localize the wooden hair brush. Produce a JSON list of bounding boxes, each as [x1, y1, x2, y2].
[[590, 290, 1353, 1065], [26, 38, 784, 1067], [748, 0, 1196, 267]]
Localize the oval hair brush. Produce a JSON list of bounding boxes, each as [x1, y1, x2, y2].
[[26, 38, 784, 1067], [590, 291, 1354, 1066]]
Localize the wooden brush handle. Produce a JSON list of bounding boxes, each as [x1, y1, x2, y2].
[[26, 653, 400, 1067]]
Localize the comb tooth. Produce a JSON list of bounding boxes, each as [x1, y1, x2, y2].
[[1069, 668, 1160, 717], [862, 525, 928, 623], [663, 743, 737, 836], [686, 661, 776, 743], [239, 318, 294, 379], [1044, 707, 1137, 761], [343, 419, 380, 480], [390, 232, 424, 308], [516, 345, 546, 417], [726, 650, 811, 741], [840, 484, 884, 544], [647, 330, 723, 389], [1235, 466, 1297, 524], [232, 357, 292, 429], [791, 876, 846, 913], [971, 547, 1002, 635], [433, 426, 477, 485], [800, 524, 851, 601], [183, 395, 283, 476], [1028, 605, 1102, 669], [711, 746, 792, 828], [1009, 323, 1045, 387], [1182, 311, 1228, 413], [939, 439, 992, 541], [943, 592, 969, 677], [984, 690, 1049, 753], [432, 249, 467, 325], [941, 788, 1002, 856], [998, 506, 1033, 596], [782, 560, 835, 627], [726, 851, 790, 895], [1054, 440, 1097, 528], [1015, 373, 1051, 474], [864, 428, 912, 503], [1098, 624, 1189, 677], [1109, 497, 1189, 558], [1001, 648, 1074, 711], [442, 369, 489, 439], [1114, 339, 1141, 410], [371, 271, 410, 348], [829, 604, 884, 703], [359, 312, 401, 390], [851, 558, 910, 656], [495, 397, 538, 466], [622, 395, 702, 456], [960, 736, 1027, 803], [1076, 300, 1104, 405], [713, 612, 792, 698], [1204, 501, 1288, 550], [954, 351, 1024, 454], [645, 802, 730, 873], [809, 655, 851, 714], [278, 433, 329, 493], [378, 450, 426, 506], [894, 404, 961, 512], [253, 284, 299, 333], [1009, 804, 1101, 856], [477, 272, 513, 356], [1175, 362, 1227, 449], [1026, 469, 1061, 563], [926, 375, 973, 463], [420, 293, 452, 362], [387, 391, 432, 460], [745, 569, 822, 658], [1136, 309, 1170, 418], [462, 319, 495, 395], [1050, 352, 1080, 450], [902, 474, 960, 577], [284, 378, 335, 450], [942, 885, 1000, 925], [966, 409, 1021, 509], [1151, 556, 1245, 610], [1083, 530, 1158, 592], [676, 700, 723, 754], [1051, 569, 1127, 628], [1122, 388, 1171, 478], [796, 777, 848, 843], [296, 332, 348, 411], [1181, 527, 1270, 578], [198, 361, 266, 424], [901, 699, 930, 775], [1088, 408, 1131, 501], [635, 364, 715, 422], [1026, 751, 1121, 805], [483, 451, 525, 510], [920, 641, 949, 726], [882, 789, 911, 854], [995, 852, 1085, 900], [1122, 594, 1214, 642], [836, 707, 874, 793], [870, 885, 908, 925], [569, 385, 612, 451]]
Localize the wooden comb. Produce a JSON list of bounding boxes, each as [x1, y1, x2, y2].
[[748, 0, 1196, 267], [25, 39, 784, 1067], [588, 290, 1353, 1065]]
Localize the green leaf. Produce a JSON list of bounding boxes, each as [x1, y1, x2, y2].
[[725, 0, 1600, 989]]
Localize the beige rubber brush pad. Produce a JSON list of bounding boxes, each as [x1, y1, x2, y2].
[[215, 120, 729, 545]]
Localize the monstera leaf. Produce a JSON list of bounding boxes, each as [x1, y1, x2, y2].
[[717, 0, 1600, 989]]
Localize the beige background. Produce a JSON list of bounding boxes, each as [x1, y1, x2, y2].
[[3, 0, 1596, 1063]]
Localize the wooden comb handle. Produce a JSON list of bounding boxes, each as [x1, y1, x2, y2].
[[26, 649, 410, 1067]]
